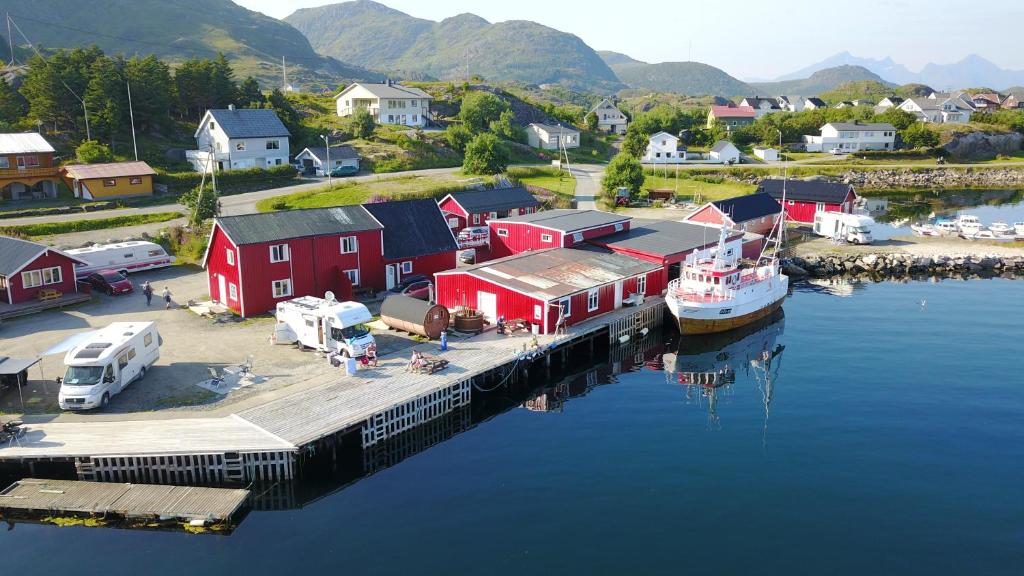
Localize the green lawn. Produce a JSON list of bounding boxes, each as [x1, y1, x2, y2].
[[508, 166, 576, 195], [781, 152, 831, 161], [0, 212, 183, 239], [255, 173, 495, 212], [643, 175, 755, 202]]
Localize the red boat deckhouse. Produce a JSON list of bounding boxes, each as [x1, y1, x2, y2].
[[757, 178, 856, 224], [202, 198, 458, 317]]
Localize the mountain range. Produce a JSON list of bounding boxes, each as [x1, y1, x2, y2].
[[285, 0, 624, 92], [750, 65, 893, 97]]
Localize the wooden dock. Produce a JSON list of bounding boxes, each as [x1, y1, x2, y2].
[[0, 478, 249, 524]]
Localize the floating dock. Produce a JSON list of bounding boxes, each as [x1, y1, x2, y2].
[[0, 478, 249, 525]]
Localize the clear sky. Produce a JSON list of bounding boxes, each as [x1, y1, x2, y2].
[[236, 0, 1024, 80]]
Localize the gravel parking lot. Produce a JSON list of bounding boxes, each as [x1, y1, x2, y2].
[[0, 266, 420, 420]]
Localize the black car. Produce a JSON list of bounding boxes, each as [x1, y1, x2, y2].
[[390, 274, 430, 293]]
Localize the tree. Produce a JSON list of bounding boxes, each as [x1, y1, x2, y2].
[[901, 122, 939, 149], [83, 56, 126, 144], [601, 152, 645, 202], [239, 77, 264, 107], [180, 183, 220, 226], [210, 52, 238, 108], [874, 107, 917, 130], [459, 91, 509, 133], [621, 123, 649, 158], [76, 140, 114, 163], [489, 109, 525, 143], [0, 77, 28, 126], [350, 108, 375, 139], [462, 133, 509, 174], [444, 124, 474, 153], [584, 111, 598, 131], [124, 55, 173, 131]]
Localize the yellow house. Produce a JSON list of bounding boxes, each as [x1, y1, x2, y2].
[[61, 161, 157, 200]]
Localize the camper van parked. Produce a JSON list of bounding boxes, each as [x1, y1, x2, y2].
[[58, 322, 161, 410], [274, 295, 376, 357], [813, 212, 875, 244], [67, 241, 176, 278]]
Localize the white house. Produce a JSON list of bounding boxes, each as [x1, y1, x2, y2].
[[752, 146, 779, 162], [526, 123, 580, 150], [642, 131, 686, 164], [187, 106, 291, 173], [739, 97, 783, 118], [803, 97, 828, 110], [803, 121, 897, 153], [777, 96, 804, 112], [590, 98, 628, 134], [897, 97, 972, 124], [709, 140, 741, 164], [335, 81, 432, 127], [877, 96, 904, 109], [294, 146, 360, 176]]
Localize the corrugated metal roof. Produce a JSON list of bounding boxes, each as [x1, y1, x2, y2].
[[590, 220, 730, 257], [337, 82, 432, 100], [758, 178, 853, 204], [446, 187, 539, 214], [214, 206, 382, 246], [0, 236, 84, 277], [528, 122, 580, 134], [460, 248, 659, 301], [363, 199, 458, 259], [206, 109, 290, 139], [710, 105, 755, 118], [62, 161, 157, 180], [497, 209, 628, 232], [0, 132, 55, 154], [710, 140, 737, 153]]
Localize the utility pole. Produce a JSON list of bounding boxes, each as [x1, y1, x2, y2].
[[321, 134, 331, 188], [127, 80, 138, 161]]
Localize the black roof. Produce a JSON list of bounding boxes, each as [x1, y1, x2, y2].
[[363, 199, 458, 259], [300, 146, 359, 162], [206, 108, 290, 138], [446, 187, 540, 214], [758, 179, 854, 204], [215, 206, 382, 245], [589, 220, 735, 257], [711, 193, 782, 223]]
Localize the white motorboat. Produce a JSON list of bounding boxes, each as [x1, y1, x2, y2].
[[963, 230, 1018, 243], [910, 223, 942, 237], [955, 215, 982, 236], [988, 221, 1013, 234], [934, 220, 959, 235], [1014, 222, 1024, 235]]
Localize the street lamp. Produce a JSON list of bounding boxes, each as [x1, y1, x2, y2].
[[320, 134, 331, 189]]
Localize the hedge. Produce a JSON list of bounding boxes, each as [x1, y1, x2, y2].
[[156, 165, 298, 195], [0, 212, 183, 238]]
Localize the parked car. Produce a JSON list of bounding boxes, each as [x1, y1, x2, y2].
[[86, 269, 134, 296], [329, 165, 359, 177], [389, 274, 430, 294], [458, 249, 476, 264], [396, 280, 433, 301]]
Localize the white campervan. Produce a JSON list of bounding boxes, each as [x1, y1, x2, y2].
[[58, 322, 161, 410], [67, 241, 176, 278], [274, 296, 376, 357], [813, 212, 875, 245]]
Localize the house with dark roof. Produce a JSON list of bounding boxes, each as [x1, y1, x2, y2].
[[685, 192, 782, 236], [709, 140, 741, 164], [0, 236, 86, 306], [757, 178, 857, 224], [803, 121, 896, 153], [487, 209, 631, 258], [335, 81, 432, 127], [438, 187, 540, 234], [803, 97, 828, 110], [294, 146, 360, 176], [188, 105, 291, 173], [202, 199, 457, 316], [739, 97, 782, 118]]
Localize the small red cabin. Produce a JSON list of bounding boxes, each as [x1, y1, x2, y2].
[[487, 209, 631, 259], [758, 179, 856, 224], [0, 236, 86, 305], [685, 192, 782, 237], [438, 187, 540, 234]]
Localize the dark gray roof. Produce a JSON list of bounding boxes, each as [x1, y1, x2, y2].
[[804, 97, 827, 107], [363, 199, 458, 259], [299, 146, 359, 162], [710, 140, 736, 153], [758, 179, 854, 204], [498, 209, 628, 232], [588, 220, 732, 257], [711, 193, 782, 223], [445, 187, 540, 214], [207, 108, 290, 139], [0, 236, 84, 277], [215, 206, 382, 246]]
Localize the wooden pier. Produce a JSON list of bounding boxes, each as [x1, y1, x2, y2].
[[0, 297, 665, 484], [0, 478, 249, 525]]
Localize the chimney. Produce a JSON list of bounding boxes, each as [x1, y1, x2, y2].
[[228, 104, 235, 111]]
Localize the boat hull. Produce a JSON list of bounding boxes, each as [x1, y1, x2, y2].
[[674, 297, 785, 335]]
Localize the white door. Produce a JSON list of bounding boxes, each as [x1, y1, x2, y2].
[[385, 264, 397, 290], [477, 291, 497, 323], [217, 274, 227, 304], [614, 281, 624, 309]]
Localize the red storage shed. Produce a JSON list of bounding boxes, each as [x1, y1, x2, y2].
[[487, 209, 631, 258], [438, 187, 540, 234], [685, 192, 782, 236], [757, 179, 856, 224], [0, 236, 86, 305]]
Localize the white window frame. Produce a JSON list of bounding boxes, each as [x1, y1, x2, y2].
[[558, 297, 571, 318], [269, 244, 289, 263], [636, 274, 647, 295], [534, 304, 542, 320], [472, 214, 481, 225], [228, 283, 238, 301], [234, 141, 246, 152], [489, 211, 498, 219], [448, 217, 459, 228], [226, 249, 235, 266], [22, 266, 62, 289], [344, 269, 360, 286], [266, 139, 280, 150], [496, 228, 509, 237], [614, 223, 624, 232], [272, 279, 292, 298], [815, 202, 826, 212], [0, 157, 9, 168], [587, 289, 599, 312], [540, 233, 553, 243], [340, 236, 358, 254], [572, 232, 584, 243], [401, 261, 413, 274]]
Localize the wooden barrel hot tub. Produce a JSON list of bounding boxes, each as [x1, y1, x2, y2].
[[380, 295, 451, 340]]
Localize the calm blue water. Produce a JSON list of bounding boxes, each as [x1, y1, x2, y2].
[[2, 279, 1023, 575], [872, 191, 1024, 239]]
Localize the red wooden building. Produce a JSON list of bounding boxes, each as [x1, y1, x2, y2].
[[757, 179, 856, 224], [685, 192, 782, 236], [203, 199, 458, 317], [487, 209, 631, 258], [438, 187, 540, 233], [0, 236, 86, 305], [435, 248, 662, 334]]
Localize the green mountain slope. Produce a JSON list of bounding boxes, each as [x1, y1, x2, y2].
[[598, 51, 646, 68], [611, 61, 754, 97], [286, 0, 623, 92], [0, 0, 381, 89], [750, 65, 892, 96]]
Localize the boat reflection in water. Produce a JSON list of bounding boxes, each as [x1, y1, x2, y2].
[[662, 310, 786, 431]]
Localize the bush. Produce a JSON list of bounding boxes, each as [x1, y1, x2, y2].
[[350, 108, 376, 139], [459, 91, 509, 133], [156, 165, 296, 195], [489, 109, 526, 144], [179, 184, 220, 225], [900, 123, 939, 149], [75, 140, 114, 164], [0, 212, 182, 238], [444, 124, 474, 154], [601, 152, 644, 202], [462, 133, 509, 175]]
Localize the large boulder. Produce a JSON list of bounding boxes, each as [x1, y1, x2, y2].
[[943, 131, 1024, 161]]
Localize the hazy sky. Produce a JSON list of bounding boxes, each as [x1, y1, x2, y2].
[[236, 0, 1024, 79]]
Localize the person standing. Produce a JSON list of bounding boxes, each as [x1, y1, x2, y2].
[[161, 286, 172, 310], [142, 282, 153, 306]]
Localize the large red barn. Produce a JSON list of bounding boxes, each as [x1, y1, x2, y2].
[[438, 187, 540, 234], [0, 236, 86, 305], [487, 209, 631, 258], [435, 247, 662, 334], [757, 179, 856, 224]]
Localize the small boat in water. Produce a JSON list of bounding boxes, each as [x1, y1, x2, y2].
[[934, 220, 959, 235], [955, 215, 983, 236], [1014, 222, 1024, 235], [910, 223, 943, 237], [988, 221, 1013, 234], [962, 230, 1019, 242]]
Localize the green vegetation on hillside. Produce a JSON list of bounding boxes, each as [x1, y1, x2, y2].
[[820, 80, 935, 104], [611, 61, 754, 97], [255, 173, 494, 212], [751, 65, 891, 97]]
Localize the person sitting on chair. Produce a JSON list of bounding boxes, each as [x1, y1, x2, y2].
[[409, 350, 427, 372], [366, 342, 378, 367]]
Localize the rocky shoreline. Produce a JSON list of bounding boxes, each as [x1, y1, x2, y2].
[[839, 168, 1024, 189], [783, 253, 1023, 279]]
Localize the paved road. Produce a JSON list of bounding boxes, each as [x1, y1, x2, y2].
[[570, 164, 604, 210]]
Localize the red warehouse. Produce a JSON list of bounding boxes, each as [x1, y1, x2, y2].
[[685, 192, 782, 237], [435, 247, 662, 334], [438, 187, 540, 233], [0, 236, 86, 305], [488, 209, 631, 258], [758, 179, 856, 224], [203, 198, 458, 317]]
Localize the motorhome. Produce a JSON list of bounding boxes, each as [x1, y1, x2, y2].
[[67, 241, 176, 278], [274, 295, 376, 357], [58, 322, 161, 410], [813, 212, 874, 244]]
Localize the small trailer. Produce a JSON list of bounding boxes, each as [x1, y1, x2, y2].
[[66, 241, 176, 278], [57, 321, 161, 410], [380, 294, 450, 339], [274, 295, 376, 357], [812, 212, 875, 244]]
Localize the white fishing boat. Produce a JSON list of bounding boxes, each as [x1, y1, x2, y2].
[[910, 223, 942, 237], [988, 221, 1013, 234], [1014, 222, 1024, 235], [955, 215, 982, 236], [962, 230, 1018, 243], [934, 220, 959, 235]]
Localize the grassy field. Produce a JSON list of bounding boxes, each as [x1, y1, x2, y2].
[[255, 173, 494, 212], [508, 166, 576, 195], [643, 174, 755, 202], [0, 212, 183, 239]]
